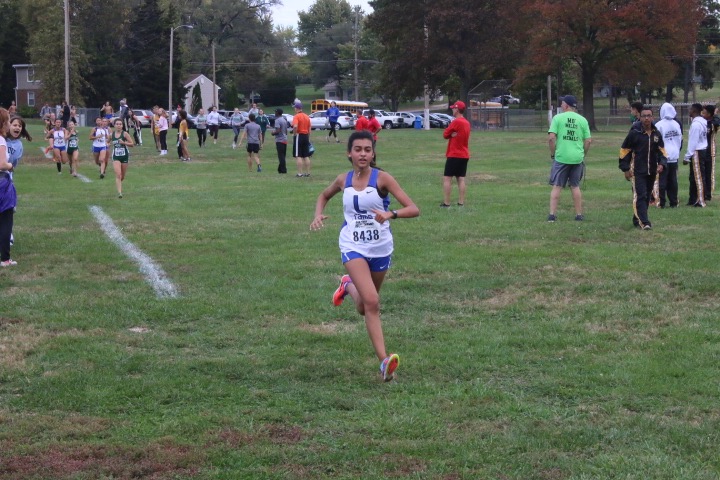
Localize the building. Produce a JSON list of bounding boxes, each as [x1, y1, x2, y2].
[[12, 64, 43, 110], [182, 74, 220, 113]]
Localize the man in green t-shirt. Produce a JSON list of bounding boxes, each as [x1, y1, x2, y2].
[[547, 95, 592, 222]]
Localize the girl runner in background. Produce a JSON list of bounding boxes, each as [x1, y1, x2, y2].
[[110, 119, 134, 198], [66, 120, 80, 177], [47, 118, 69, 174], [90, 117, 110, 179], [310, 130, 420, 381], [195, 108, 207, 147]]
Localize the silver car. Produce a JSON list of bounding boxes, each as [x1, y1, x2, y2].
[[309, 110, 355, 130]]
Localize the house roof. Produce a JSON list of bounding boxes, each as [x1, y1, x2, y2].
[[183, 73, 219, 90]]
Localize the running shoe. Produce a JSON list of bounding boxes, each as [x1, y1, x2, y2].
[[575, 214, 584, 221], [257, 165, 262, 172], [332, 274, 352, 306], [1, 259, 18, 267], [380, 354, 399, 382], [547, 214, 557, 222]]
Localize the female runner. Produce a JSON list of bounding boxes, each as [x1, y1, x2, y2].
[[310, 130, 420, 381], [66, 120, 80, 177], [90, 117, 110, 179], [46, 118, 69, 174], [110, 119, 134, 198]]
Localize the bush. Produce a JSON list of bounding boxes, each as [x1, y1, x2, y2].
[[18, 105, 38, 118]]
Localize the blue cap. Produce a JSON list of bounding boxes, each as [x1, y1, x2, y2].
[[561, 95, 577, 108]]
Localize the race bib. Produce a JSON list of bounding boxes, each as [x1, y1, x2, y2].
[[114, 146, 125, 157], [351, 219, 381, 244]]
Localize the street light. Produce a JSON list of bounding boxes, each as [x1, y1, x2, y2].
[[169, 24, 194, 114]]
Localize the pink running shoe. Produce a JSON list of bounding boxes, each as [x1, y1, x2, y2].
[[380, 354, 399, 382], [332, 274, 352, 306]]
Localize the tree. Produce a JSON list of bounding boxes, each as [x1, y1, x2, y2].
[[368, 0, 521, 109], [298, 0, 354, 95], [0, 0, 30, 109], [191, 83, 202, 114], [518, 0, 705, 130]]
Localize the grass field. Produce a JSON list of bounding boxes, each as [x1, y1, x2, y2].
[[1, 124, 720, 479]]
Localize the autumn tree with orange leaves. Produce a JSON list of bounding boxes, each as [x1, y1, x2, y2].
[[517, 0, 705, 130]]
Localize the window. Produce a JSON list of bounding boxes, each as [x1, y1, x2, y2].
[[327, 91, 336, 99], [27, 91, 35, 106], [26, 67, 35, 82]]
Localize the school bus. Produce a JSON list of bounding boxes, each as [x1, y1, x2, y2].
[[311, 99, 369, 114]]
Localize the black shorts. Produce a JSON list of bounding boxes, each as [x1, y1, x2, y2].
[[247, 143, 260, 154], [293, 133, 310, 158], [444, 157, 469, 177]]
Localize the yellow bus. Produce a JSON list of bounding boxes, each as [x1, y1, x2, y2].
[[311, 99, 369, 114]]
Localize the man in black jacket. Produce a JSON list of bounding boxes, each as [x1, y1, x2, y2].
[[619, 106, 667, 230]]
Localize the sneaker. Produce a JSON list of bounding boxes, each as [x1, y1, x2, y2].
[[100, 173, 105, 179], [641, 224, 652, 230], [0, 259, 18, 267], [232, 142, 237, 149], [439, 203, 451, 208], [257, 165, 262, 172], [575, 214, 584, 221], [380, 354, 399, 382], [332, 275, 352, 306], [304, 173, 311, 177], [547, 214, 557, 222], [336, 139, 340, 143], [296, 173, 304, 177], [118, 193, 123, 199]]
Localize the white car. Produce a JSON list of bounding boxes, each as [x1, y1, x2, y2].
[[309, 110, 355, 130]]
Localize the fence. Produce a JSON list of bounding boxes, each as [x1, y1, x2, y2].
[[468, 104, 695, 132]]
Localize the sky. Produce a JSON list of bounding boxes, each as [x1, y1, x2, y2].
[[271, 0, 373, 30]]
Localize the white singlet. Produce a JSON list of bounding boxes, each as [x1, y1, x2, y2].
[[338, 168, 393, 258]]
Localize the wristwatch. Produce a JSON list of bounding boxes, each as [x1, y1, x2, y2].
[[391, 210, 398, 219]]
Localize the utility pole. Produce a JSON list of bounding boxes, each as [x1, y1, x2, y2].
[[64, 0, 70, 105], [212, 42, 218, 107], [353, 6, 361, 101]]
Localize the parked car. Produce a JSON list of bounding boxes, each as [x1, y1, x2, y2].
[[361, 109, 403, 129], [131, 109, 153, 127], [309, 110, 355, 130], [489, 95, 520, 105], [396, 112, 418, 127], [267, 113, 294, 129], [416, 113, 449, 128], [434, 113, 455, 123]]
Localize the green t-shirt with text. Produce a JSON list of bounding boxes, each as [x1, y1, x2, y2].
[[548, 111, 591, 165]]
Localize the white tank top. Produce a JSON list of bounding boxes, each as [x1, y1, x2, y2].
[[338, 168, 393, 258], [92, 127, 109, 148], [52, 129, 66, 148]]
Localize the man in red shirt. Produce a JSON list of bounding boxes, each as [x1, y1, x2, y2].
[[441, 100, 471, 207], [291, 100, 312, 177], [355, 112, 368, 131]]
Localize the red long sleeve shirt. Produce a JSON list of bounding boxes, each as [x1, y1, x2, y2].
[[443, 116, 471, 158]]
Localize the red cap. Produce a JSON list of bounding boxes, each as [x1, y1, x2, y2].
[[450, 101, 466, 111]]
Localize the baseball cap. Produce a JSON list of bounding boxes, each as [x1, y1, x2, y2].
[[293, 100, 302, 109], [561, 95, 577, 108], [275, 108, 283, 116], [450, 100, 466, 111]]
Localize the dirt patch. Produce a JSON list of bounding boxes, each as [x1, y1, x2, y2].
[[0, 440, 204, 480], [298, 321, 357, 335], [266, 424, 304, 445], [375, 453, 428, 477], [0, 322, 50, 371]]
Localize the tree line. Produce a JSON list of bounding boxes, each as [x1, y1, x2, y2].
[[1, 0, 718, 130]]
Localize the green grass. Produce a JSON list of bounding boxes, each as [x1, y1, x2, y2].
[[2, 125, 720, 479]]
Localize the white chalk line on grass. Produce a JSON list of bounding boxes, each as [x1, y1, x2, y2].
[[89, 205, 179, 299], [76, 173, 92, 183]]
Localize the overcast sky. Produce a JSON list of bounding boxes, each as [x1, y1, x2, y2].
[[271, 0, 373, 29]]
